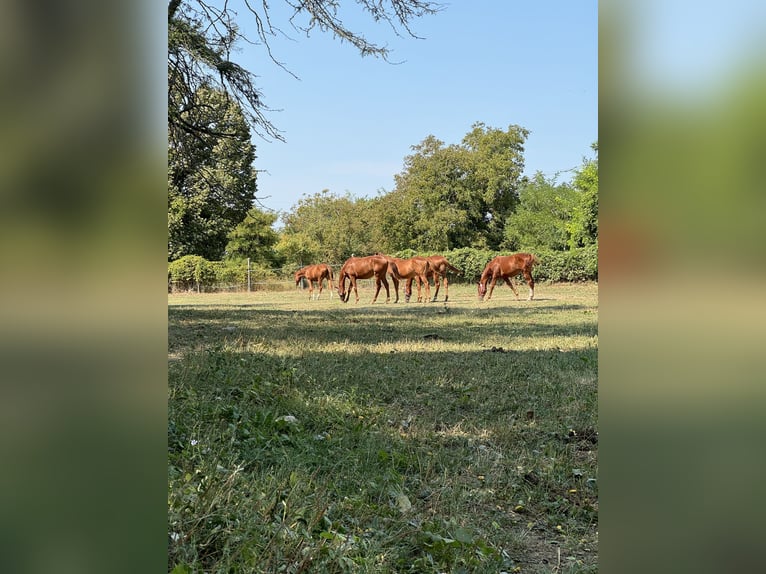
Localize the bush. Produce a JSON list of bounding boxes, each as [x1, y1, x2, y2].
[[169, 257, 288, 292], [441, 248, 496, 282], [211, 260, 247, 288], [417, 245, 598, 284], [168, 255, 217, 292], [534, 243, 598, 282]]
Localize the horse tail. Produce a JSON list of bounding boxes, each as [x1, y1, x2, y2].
[[530, 254, 540, 266], [389, 260, 400, 277], [446, 262, 462, 275]]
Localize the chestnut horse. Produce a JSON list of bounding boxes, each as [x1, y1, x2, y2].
[[417, 255, 462, 302], [379, 255, 431, 303], [477, 253, 540, 301], [294, 264, 334, 300], [337, 255, 391, 304]]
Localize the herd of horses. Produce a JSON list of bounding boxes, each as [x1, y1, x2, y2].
[[294, 252, 540, 304]]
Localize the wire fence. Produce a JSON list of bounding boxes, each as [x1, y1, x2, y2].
[[167, 258, 462, 294], [168, 259, 366, 294], [168, 277, 387, 294]]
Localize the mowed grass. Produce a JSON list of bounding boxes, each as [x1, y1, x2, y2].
[[168, 282, 598, 573]]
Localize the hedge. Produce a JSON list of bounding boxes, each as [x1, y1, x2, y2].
[[533, 243, 598, 282], [168, 256, 282, 292], [396, 244, 598, 283], [169, 245, 597, 292], [168, 255, 217, 292]]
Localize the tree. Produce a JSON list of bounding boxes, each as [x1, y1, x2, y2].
[[567, 142, 598, 249], [169, 1, 443, 263], [391, 123, 529, 250], [168, 86, 258, 260], [168, 0, 442, 146], [279, 190, 376, 265], [502, 172, 579, 252], [224, 207, 281, 265]]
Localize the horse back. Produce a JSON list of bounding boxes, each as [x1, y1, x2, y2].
[[343, 255, 388, 279]]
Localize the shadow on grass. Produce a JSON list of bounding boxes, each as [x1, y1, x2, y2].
[[168, 297, 598, 572], [169, 304, 596, 354]]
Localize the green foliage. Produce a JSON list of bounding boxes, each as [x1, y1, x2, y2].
[[275, 233, 322, 269], [168, 255, 217, 291], [567, 143, 599, 249], [168, 256, 283, 292], [168, 86, 258, 261], [439, 247, 496, 281], [412, 245, 598, 283], [503, 172, 579, 252], [279, 190, 378, 266], [210, 260, 247, 287], [390, 124, 529, 250], [533, 244, 599, 282], [224, 207, 281, 266]]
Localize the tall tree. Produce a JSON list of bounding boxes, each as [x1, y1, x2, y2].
[[224, 207, 281, 265], [278, 190, 376, 265], [168, 86, 258, 260], [502, 172, 579, 252], [567, 142, 599, 249], [392, 123, 529, 250]]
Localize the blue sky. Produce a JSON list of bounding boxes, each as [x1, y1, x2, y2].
[[234, 1, 598, 215]]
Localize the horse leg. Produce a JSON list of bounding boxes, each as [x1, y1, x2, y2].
[[351, 277, 360, 303], [442, 274, 449, 302], [431, 275, 440, 302], [407, 277, 421, 303], [486, 276, 499, 301], [414, 277, 421, 303], [381, 275, 390, 303], [317, 279, 323, 300], [391, 276, 400, 303], [523, 269, 535, 300], [503, 276, 520, 299], [309, 280, 315, 300], [404, 277, 412, 303], [421, 275, 430, 303]]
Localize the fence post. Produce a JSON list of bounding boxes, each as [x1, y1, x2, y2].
[[247, 258, 251, 292]]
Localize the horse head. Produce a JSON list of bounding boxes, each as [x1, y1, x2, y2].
[[294, 271, 303, 286], [337, 273, 349, 303], [477, 281, 486, 301]]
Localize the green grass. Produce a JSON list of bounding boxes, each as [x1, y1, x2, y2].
[[168, 282, 598, 573]]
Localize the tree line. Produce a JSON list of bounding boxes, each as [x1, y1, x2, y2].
[[169, 108, 598, 274], [168, 1, 597, 281]]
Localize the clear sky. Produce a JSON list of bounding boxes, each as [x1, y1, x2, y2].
[[234, 1, 598, 216]]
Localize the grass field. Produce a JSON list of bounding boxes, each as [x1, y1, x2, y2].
[[168, 281, 598, 573]]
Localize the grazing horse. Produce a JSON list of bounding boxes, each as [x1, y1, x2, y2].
[[477, 253, 540, 301], [337, 255, 391, 304], [378, 255, 431, 303], [294, 264, 334, 300], [417, 255, 462, 302]]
